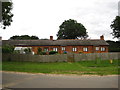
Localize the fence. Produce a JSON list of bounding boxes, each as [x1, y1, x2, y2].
[[2, 52, 120, 62]]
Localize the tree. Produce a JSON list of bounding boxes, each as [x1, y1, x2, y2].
[[106, 40, 120, 52], [30, 36, 39, 40], [57, 19, 88, 39], [110, 16, 120, 40], [9, 35, 39, 40], [1, 0, 14, 29]]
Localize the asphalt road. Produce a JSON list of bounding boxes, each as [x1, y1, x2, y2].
[[2, 71, 119, 88]]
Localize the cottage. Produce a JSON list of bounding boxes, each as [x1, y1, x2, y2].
[[2, 35, 109, 54]]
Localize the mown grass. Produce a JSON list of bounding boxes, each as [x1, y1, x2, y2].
[[2, 60, 120, 75]]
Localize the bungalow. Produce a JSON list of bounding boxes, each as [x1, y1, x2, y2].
[[2, 35, 109, 54]]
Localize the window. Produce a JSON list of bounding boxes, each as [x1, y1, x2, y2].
[[53, 48, 58, 51], [83, 47, 88, 52], [101, 47, 105, 51], [62, 47, 65, 51], [72, 47, 77, 52], [95, 47, 99, 51], [44, 48, 49, 52]]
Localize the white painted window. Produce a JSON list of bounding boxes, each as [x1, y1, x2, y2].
[[62, 47, 65, 51], [96, 47, 99, 51], [101, 47, 105, 51], [83, 47, 88, 52], [53, 48, 58, 51], [72, 47, 77, 52]]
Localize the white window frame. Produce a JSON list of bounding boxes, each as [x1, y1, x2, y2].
[[53, 48, 58, 51], [83, 47, 88, 52], [72, 47, 77, 52], [95, 47, 99, 51], [101, 47, 105, 51], [62, 47, 65, 51]]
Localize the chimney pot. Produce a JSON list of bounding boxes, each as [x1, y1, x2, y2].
[[100, 35, 104, 40], [50, 36, 53, 40], [0, 37, 2, 40]]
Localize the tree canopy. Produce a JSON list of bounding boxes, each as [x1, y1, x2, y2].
[[9, 35, 39, 40], [106, 40, 120, 52], [110, 16, 120, 40], [0, 0, 13, 29], [57, 19, 88, 39]]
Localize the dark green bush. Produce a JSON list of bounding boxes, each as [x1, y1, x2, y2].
[[2, 45, 14, 53], [49, 51, 58, 55], [37, 48, 42, 55], [24, 48, 31, 54], [40, 52, 46, 55]]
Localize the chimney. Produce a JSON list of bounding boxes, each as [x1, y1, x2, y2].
[[100, 35, 104, 40], [50, 36, 53, 40], [0, 36, 2, 40]]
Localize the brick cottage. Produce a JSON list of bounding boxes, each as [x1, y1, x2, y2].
[[2, 35, 109, 54]]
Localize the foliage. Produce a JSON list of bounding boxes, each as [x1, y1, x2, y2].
[[37, 48, 42, 55], [2, 44, 14, 53], [13, 50, 20, 54], [106, 40, 120, 52], [49, 51, 58, 55], [2, 60, 119, 75], [9, 35, 39, 40], [40, 52, 47, 55], [57, 19, 88, 39], [36, 48, 47, 55], [24, 48, 31, 54], [1, 1, 13, 29], [110, 16, 120, 40]]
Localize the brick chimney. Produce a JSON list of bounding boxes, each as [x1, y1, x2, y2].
[[0, 36, 2, 40], [50, 36, 53, 40], [100, 35, 104, 40]]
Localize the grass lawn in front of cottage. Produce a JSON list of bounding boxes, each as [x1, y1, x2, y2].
[[2, 60, 120, 75]]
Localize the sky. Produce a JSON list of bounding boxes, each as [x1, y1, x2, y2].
[[0, 0, 119, 41]]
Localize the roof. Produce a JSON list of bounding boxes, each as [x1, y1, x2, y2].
[[2, 39, 109, 46]]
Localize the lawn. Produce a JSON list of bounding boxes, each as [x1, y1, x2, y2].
[[2, 60, 120, 75]]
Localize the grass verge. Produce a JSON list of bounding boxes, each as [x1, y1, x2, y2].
[[2, 60, 120, 75]]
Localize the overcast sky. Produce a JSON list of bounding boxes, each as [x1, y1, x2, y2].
[[0, 0, 119, 41]]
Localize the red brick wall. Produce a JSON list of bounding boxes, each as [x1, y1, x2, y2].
[[29, 45, 108, 54]]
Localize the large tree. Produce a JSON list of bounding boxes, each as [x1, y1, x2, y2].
[[57, 19, 88, 39], [0, 0, 13, 29], [110, 16, 120, 40], [9, 35, 39, 40]]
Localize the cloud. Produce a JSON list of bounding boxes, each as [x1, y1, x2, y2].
[[0, 0, 119, 41]]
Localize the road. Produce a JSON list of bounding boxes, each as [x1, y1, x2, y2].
[[2, 71, 119, 88]]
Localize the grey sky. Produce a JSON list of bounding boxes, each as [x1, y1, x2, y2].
[[0, 0, 119, 41]]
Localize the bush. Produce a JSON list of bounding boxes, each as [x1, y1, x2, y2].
[[37, 48, 42, 55], [2, 45, 14, 53], [40, 52, 47, 55], [24, 48, 31, 54], [49, 51, 58, 55]]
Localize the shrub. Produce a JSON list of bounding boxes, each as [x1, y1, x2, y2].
[[24, 48, 31, 54], [37, 48, 42, 55], [49, 51, 58, 55], [2, 45, 14, 53], [40, 52, 47, 55]]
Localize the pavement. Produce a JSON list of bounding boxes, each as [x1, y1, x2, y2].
[[1, 71, 119, 88]]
